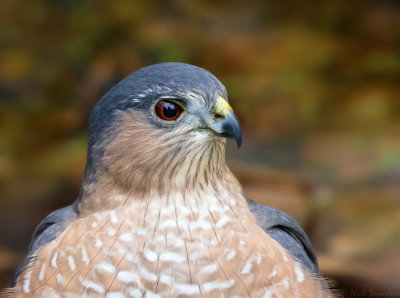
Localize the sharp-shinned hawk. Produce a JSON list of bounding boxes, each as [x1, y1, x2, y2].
[[6, 63, 331, 297]]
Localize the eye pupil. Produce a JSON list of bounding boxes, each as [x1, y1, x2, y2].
[[155, 100, 182, 121], [163, 102, 177, 118]]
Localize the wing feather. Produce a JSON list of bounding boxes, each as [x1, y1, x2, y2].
[[246, 197, 319, 273], [9, 204, 78, 286]]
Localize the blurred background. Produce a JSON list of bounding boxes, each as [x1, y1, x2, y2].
[[1, 0, 399, 296]]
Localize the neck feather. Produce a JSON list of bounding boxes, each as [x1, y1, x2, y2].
[[77, 126, 242, 214]]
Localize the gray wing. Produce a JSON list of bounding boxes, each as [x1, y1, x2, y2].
[[246, 197, 319, 273], [9, 204, 78, 287]]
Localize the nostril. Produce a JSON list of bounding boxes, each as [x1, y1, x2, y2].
[[214, 113, 225, 120]]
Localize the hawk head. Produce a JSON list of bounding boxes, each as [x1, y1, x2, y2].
[[79, 63, 241, 209]]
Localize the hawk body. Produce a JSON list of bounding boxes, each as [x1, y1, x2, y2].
[[7, 63, 331, 297]]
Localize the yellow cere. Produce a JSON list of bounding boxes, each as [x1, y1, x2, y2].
[[215, 96, 233, 118]]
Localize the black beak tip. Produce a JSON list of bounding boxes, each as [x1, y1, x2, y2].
[[236, 134, 242, 148], [220, 118, 242, 148]]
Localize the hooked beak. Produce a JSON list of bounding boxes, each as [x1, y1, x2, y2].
[[209, 96, 242, 148]]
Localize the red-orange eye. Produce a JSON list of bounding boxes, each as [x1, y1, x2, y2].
[[155, 100, 182, 121]]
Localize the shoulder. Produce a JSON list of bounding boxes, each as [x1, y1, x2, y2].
[[28, 204, 79, 252], [246, 197, 319, 273], [9, 204, 78, 286]]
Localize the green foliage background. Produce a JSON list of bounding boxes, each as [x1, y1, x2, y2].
[[1, 0, 399, 294]]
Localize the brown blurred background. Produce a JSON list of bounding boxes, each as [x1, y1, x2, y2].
[[1, 0, 399, 296]]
